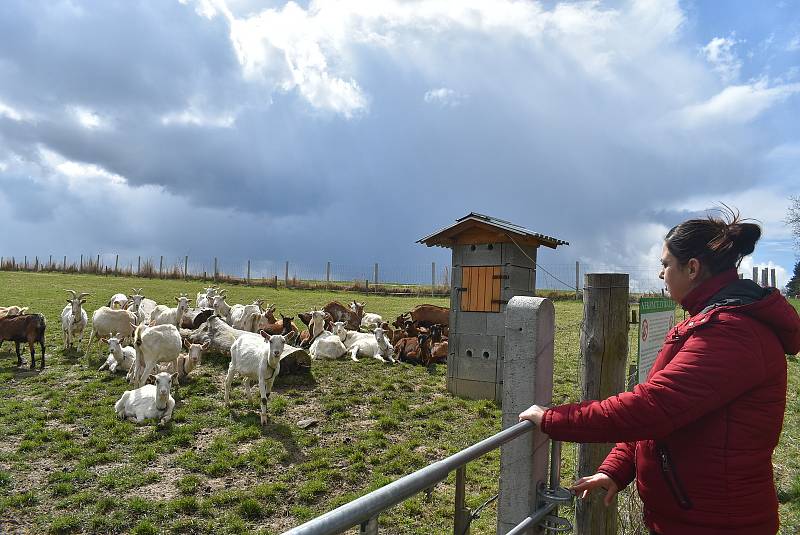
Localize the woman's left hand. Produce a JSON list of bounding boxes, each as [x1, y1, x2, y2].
[[518, 405, 547, 427]]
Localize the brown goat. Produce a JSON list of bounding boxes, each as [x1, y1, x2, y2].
[[0, 313, 46, 369], [408, 304, 449, 327], [395, 334, 430, 365], [323, 301, 363, 331]]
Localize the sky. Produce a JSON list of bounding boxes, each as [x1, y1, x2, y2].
[[0, 0, 798, 291]]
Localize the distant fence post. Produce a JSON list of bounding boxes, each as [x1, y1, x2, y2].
[[326, 261, 331, 289], [497, 296, 555, 534], [114, 254, 119, 274], [159, 256, 164, 278], [184, 256, 188, 280], [285, 261, 289, 288], [80, 254, 83, 272], [24, 256, 27, 270], [214, 257, 218, 282], [374, 263, 379, 286], [575, 261, 580, 300], [96, 254, 100, 274], [365, 279, 369, 295], [247, 260, 251, 285], [432, 261, 436, 297], [63, 255, 66, 271], [34, 256, 39, 271], [576, 273, 629, 534], [137, 256, 141, 275], [49, 255, 52, 270], [273, 275, 278, 289]]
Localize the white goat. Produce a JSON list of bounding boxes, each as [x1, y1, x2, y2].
[[196, 287, 219, 309], [211, 293, 233, 324], [125, 289, 147, 326], [60, 290, 89, 350], [360, 313, 383, 330], [131, 323, 183, 388], [150, 294, 191, 327], [114, 371, 177, 425], [226, 334, 285, 425], [98, 333, 137, 382], [85, 307, 137, 355], [309, 321, 348, 360], [108, 293, 129, 310], [174, 340, 208, 381], [230, 303, 265, 332], [334, 323, 395, 363]]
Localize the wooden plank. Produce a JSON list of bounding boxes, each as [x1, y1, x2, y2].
[[492, 266, 502, 312], [474, 266, 485, 312], [483, 266, 493, 311], [461, 267, 471, 312]]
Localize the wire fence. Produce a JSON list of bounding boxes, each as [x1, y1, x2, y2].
[[0, 252, 770, 296]]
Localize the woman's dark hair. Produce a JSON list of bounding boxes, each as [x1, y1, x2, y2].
[[665, 206, 761, 276]]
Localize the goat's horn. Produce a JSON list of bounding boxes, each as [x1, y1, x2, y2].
[[78, 292, 90, 299], [64, 289, 77, 298]]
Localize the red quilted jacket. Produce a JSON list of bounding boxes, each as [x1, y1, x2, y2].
[[541, 269, 800, 535]]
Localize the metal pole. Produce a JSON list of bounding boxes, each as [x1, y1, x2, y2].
[[359, 516, 378, 535], [575, 261, 580, 300], [454, 466, 470, 535]]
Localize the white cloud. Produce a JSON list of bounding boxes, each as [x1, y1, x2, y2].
[[702, 35, 741, 83], [0, 100, 27, 121], [160, 107, 236, 127], [788, 34, 800, 51], [70, 106, 106, 130], [676, 79, 800, 127], [423, 88, 465, 107]]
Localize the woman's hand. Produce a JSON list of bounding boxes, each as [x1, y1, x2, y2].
[[570, 473, 619, 506], [518, 404, 547, 427]]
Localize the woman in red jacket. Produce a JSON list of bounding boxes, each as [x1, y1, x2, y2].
[[520, 212, 800, 535]]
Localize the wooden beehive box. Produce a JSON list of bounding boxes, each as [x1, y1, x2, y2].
[[418, 213, 568, 402]]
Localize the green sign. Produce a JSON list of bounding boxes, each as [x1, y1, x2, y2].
[[637, 297, 676, 384]]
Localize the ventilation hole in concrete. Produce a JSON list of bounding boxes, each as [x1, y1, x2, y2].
[[488, 244, 494, 250], [483, 351, 490, 358], [470, 245, 476, 251], [466, 349, 473, 357]]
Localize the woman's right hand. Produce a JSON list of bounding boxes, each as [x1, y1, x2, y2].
[[570, 472, 619, 506]]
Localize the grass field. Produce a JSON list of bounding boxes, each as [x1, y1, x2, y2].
[[0, 271, 797, 534]]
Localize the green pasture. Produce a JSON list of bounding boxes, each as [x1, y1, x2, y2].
[[0, 271, 797, 534]]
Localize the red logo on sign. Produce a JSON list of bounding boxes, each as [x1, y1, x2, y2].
[[641, 319, 649, 342]]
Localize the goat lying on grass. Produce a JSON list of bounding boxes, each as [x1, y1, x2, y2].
[[114, 371, 177, 425]]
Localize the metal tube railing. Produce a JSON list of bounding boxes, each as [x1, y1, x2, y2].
[[283, 420, 536, 535]]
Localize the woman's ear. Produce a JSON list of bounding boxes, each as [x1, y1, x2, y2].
[[687, 258, 702, 279]]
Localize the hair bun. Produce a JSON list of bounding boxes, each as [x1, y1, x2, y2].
[[729, 222, 760, 257]]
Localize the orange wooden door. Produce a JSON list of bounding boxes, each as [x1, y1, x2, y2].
[[461, 266, 501, 312]]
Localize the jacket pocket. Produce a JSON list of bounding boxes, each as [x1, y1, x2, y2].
[[657, 444, 693, 510]]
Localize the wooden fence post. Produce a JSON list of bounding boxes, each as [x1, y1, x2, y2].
[[137, 256, 141, 275], [374, 263, 379, 286], [247, 260, 251, 285], [432, 261, 436, 297], [157, 256, 162, 278], [497, 296, 555, 534], [114, 254, 119, 274], [285, 261, 289, 288], [184, 256, 189, 280], [96, 254, 100, 274], [34, 256, 39, 271], [576, 273, 629, 535], [326, 262, 331, 289], [214, 257, 218, 282], [274, 274, 278, 289], [49, 255, 52, 270], [575, 261, 580, 300], [24, 256, 27, 270], [63, 255, 66, 271], [80, 254, 83, 272]]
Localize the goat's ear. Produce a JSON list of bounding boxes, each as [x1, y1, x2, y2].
[[183, 338, 191, 349], [79, 299, 86, 304], [175, 297, 180, 303], [201, 341, 210, 350], [259, 329, 269, 338], [148, 374, 157, 384], [170, 372, 178, 384], [66, 299, 72, 304], [100, 338, 108, 344]]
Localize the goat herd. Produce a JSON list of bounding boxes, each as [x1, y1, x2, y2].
[[0, 286, 450, 427]]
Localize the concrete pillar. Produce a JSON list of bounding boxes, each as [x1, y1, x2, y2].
[[498, 296, 555, 535]]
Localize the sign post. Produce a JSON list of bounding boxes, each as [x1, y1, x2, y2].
[[637, 297, 676, 384]]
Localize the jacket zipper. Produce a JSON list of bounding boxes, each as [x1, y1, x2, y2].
[[657, 445, 693, 510]]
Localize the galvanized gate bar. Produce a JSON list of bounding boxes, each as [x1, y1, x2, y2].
[[282, 420, 536, 535]]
